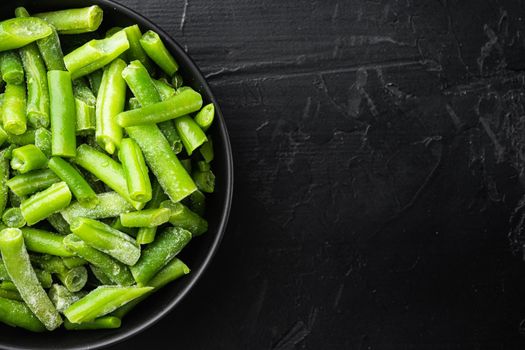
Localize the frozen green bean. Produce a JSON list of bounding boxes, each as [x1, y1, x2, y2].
[[140, 30, 178, 76], [21, 182, 72, 225], [0, 16, 52, 51], [2, 208, 25, 228], [120, 208, 171, 228], [7, 169, 60, 197], [20, 227, 73, 257], [48, 157, 98, 207], [193, 169, 216, 193], [119, 138, 151, 203], [34, 6, 103, 35], [37, 26, 66, 71], [160, 200, 208, 236], [0, 51, 24, 84], [0, 297, 46, 332], [136, 181, 167, 244], [47, 213, 71, 235], [64, 315, 121, 330], [194, 103, 215, 132], [11, 145, 48, 174], [60, 192, 134, 224], [48, 284, 84, 313], [2, 83, 27, 135], [200, 137, 214, 163], [48, 70, 77, 157], [174, 115, 208, 155], [35, 128, 52, 157]]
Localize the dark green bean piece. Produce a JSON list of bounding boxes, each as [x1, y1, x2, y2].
[[35, 128, 52, 157], [48, 157, 98, 207], [0, 128, 7, 148], [160, 200, 208, 236], [37, 26, 66, 71], [2, 83, 27, 135], [174, 115, 208, 155], [193, 169, 216, 193], [200, 137, 214, 163], [64, 30, 129, 79], [2, 208, 25, 228], [47, 213, 71, 235], [0, 228, 62, 330], [48, 70, 77, 157], [196, 160, 210, 172], [117, 89, 203, 127], [0, 297, 46, 332], [158, 120, 183, 154], [0, 288, 22, 301], [0, 51, 23, 84], [60, 192, 134, 224], [140, 31, 179, 76], [89, 265, 114, 285], [189, 190, 206, 217], [64, 234, 134, 286], [20, 227, 73, 257], [0, 16, 52, 51], [34, 6, 103, 35], [21, 182, 72, 225], [65, 315, 121, 330], [87, 69, 102, 96], [8, 190, 23, 208]]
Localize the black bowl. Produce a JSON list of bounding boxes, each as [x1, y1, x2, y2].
[[0, 0, 233, 349]]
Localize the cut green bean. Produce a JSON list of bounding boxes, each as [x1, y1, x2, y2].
[[64, 30, 129, 79], [8, 191, 23, 208], [158, 120, 183, 154], [111, 217, 137, 237], [136, 181, 168, 244], [196, 160, 210, 172], [2, 83, 27, 135], [153, 79, 177, 100], [70, 217, 141, 266], [73, 79, 96, 134], [37, 26, 66, 71], [48, 284, 85, 313], [34, 6, 103, 35], [0, 297, 46, 332], [74, 145, 144, 210], [160, 200, 208, 236], [0, 228, 62, 330], [87, 69, 103, 96], [0, 288, 22, 301], [21, 182, 72, 225], [0, 16, 52, 51], [194, 103, 215, 132], [20, 227, 73, 257], [0, 257, 51, 288], [35, 128, 52, 157], [62, 256, 87, 269], [122, 60, 161, 106], [64, 286, 152, 323], [120, 208, 171, 228], [174, 115, 208, 155], [200, 137, 214, 163], [11, 145, 48, 174], [89, 265, 113, 285], [119, 138, 152, 203], [2, 208, 25, 228], [64, 234, 134, 286], [130, 227, 191, 285], [6, 129, 36, 146], [95, 58, 127, 154], [117, 89, 203, 127], [48, 70, 77, 157], [140, 30, 179, 76], [0, 151, 9, 217], [48, 157, 98, 208], [60, 192, 134, 224], [58, 266, 87, 293], [193, 169, 216, 193], [65, 315, 121, 330], [124, 25, 154, 71], [189, 190, 206, 217], [1, 280, 17, 291], [47, 213, 71, 235], [0, 51, 24, 84]]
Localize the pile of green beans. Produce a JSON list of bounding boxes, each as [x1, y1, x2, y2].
[[0, 5, 217, 332]]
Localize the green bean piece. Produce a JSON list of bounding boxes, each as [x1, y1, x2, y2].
[[158, 120, 183, 154], [95, 58, 127, 154], [105, 27, 128, 61], [74, 145, 144, 210], [0, 128, 7, 148], [119, 138, 152, 203], [7, 169, 60, 197], [11, 145, 48, 174], [35, 128, 52, 157], [48, 284, 84, 313], [189, 190, 206, 217], [130, 227, 191, 285], [65, 315, 121, 330], [47, 213, 71, 235], [70, 218, 141, 266], [60, 192, 134, 223], [2, 83, 27, 135], [122, 60, 161, 106], [136, 181, 168, 244], [113, 258, 189, 318], [153, 79, 176, 100], [111, 217, 137, 237], [64, 286, 152, 323], [124, 25, 154, 71], [37, 26, 66, 71], [2, 208, 25, 228], [197, 160, 211, 172], [0, 16, 52, 52], [0, 151, 9, 217], [34, 6, 103, 35], [48, 157, 98, 208], [5, 129, 36, 146], [171, 73, 183, 89], [87, 69, 103, 96], [73, 79, 96, 134], [0, 228, 62, 330], [120, 208, 171, 228], [48, 70, 77, 157], [0, 51, 24, 84], [117, 89, 203, 127], [200, 137, 214, 163], [127, 125, 197, 203], [62, 256, 87, 269], [20, 227, 73, 257], [194, 103, 215, 132], [0, 297, 46, 332], [0, 257, 51, 288], [140, 30, 179, 76], [160, 200, 208, 236], [128, 97, 141, 110], [8, 191, 23, 208], [58, 266, 87, 293], [193, 169, 216, 193], [1, 280, 17, 291], [0, 288, 22, 301], [174, 115, 208, 155], [89, 265, 114, 285], [64, 30, 129, 79], [21, 182, 72, 225], [64, 234, 134, 286]]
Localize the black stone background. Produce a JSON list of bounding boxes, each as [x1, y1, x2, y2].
[[112, 0, 525, 348]]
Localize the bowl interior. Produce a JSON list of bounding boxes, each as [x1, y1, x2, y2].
[[0, 1, 233, 349]]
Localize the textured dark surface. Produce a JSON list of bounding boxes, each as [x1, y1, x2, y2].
[[112, 0, 525, 348]]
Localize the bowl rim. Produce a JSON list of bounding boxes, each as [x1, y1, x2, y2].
[[1, 0, 234, 349]]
